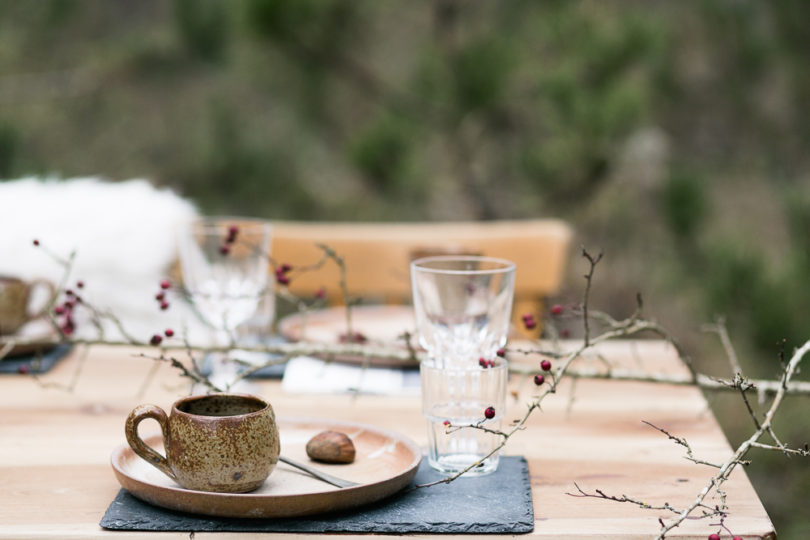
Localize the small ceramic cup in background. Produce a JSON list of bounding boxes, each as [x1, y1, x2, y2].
[[125, 393, 280, 493], [0, 276, 54, 335]]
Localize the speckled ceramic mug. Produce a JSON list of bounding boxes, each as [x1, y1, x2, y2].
[[0, 276, 54, 335], [125, 393, 280, 493]]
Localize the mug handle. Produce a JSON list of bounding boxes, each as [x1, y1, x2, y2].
[[124, 404, 176, 481], [25, 279, 55, 320]]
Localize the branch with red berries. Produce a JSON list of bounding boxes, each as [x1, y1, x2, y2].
[[413, 247, 809, 540], [7, 238, 810, 539]]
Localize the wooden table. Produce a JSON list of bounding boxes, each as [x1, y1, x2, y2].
[[0, 340, 776, 539]]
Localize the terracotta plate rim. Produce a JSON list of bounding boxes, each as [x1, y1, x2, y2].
[[277, 305, 419, 368], [0, 317, 60, 358], [110, 415, 423, 519]]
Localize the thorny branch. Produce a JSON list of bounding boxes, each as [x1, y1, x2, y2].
[[563, 267, 810, 538], [702, 317, 742, 377], [567, 482, 721, 519], [8, 241, 810, 538], [413, 248, 809, 540], [647, 339, 810, 539], [416, 248, 623, 488], [640, 421, 727, 469], [580, 246, 602, 347]]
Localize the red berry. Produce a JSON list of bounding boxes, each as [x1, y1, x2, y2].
[[733, 537, 742, 540], [484, 406, 496, 420], [496, 347, 506, 357], [160, 301, 170, 310], [315, 287, 326, 299], [479, 357, 495, 368], [280, 263, 292, 273], [534, 374, 545, 385], [226, 226, 239, 243], [276, 273, 290, 286], [32, 239, 40, 246], [164, 328, 174, 337], [524, 319, 537, 330], [54, 306, 65, 315], [76, 280, 84, 289], [160, 279, 171, 290], [551, 304, 563, 315], [155, 292, 165, 301], [443, 420, 450, 427], [150, 334, 163, 346], [708, 534, 720, 540], [18, 365, 30, 374], [219, 244, 230, 255], [541, 359, 552, 371]]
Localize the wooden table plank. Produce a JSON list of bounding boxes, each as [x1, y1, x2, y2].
[[0, 341, 775, 539]]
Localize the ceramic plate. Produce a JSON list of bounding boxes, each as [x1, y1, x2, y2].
[[0, 318, 59, 358], [278, 305, 419, 368], [111, 416, 422, 519]]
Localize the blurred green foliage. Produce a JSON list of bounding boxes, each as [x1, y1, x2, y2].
[[350, 111, 416, 195], [173, 0, 230, 63], [1, 1, 810, 536], [662, 169, 707, 240], [0, 122, 19, 178]]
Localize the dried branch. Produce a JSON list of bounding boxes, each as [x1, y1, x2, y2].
[[509, 361, 810, 395], [641, 421, 725, 468], [580, 247, 603, 346], [749, 441, 810, 457], [136, 352, 222, 393], [702, 316, 742, 377], [573, 340, 810, 539], [567, 482, 721, 518], [656, 340, 810, 537]]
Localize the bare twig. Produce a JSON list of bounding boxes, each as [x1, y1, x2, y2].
[[588, 339, 810, 540], [136, 352, 223, 393], [567, 482, 721, 518], [580, 247, 603, 347], [702, 316, 742, 377], [642, 421, 724, 468]]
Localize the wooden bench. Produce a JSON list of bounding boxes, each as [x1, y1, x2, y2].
[[271, 219, 573, 337]]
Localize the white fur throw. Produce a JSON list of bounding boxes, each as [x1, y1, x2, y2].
[[0, 177, 204, 341]]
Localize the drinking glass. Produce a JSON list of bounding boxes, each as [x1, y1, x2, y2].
[[421, 356, 508, 475], [177, 217, 272, 387], [411, 256, 515, 369], [411, 256, 515, 475]]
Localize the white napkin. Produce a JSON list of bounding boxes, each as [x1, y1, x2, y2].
[[281, 356, 421, 395]]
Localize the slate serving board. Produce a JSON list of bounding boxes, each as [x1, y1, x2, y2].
[[0, 344, 70, 374], [101, 455, 534, 534]]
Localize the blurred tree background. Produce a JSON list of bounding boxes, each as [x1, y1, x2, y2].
[[1, 0, 809, 536]]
